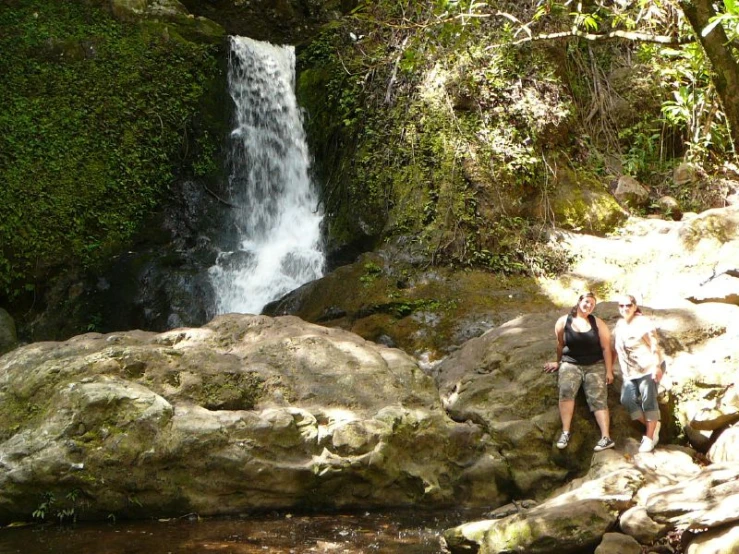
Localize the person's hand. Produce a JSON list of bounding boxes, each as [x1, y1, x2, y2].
[[543, 362, 559, 373], [652, 367, 664, 384], [606, 370, 614, 385]]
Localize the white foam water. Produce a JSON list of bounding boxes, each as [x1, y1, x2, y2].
[[209, 36, 324, 315]]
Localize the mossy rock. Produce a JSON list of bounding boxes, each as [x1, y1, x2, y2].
[[0, 0, 225, 312], [265, 246, 556, 359], [541, 170, 626, 235], [109, 0, 226, 43]]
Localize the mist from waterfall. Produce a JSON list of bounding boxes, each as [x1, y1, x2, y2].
[[209, 36, 324, 315]]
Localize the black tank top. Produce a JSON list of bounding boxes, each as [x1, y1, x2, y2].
[[561, 314, 603, 365]]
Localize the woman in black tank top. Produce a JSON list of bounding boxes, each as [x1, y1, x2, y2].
[[543, 292, 615, 452]]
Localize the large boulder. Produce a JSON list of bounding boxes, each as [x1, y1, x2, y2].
[[534, 169, 627, 236], [613, 175, 650, 208], [429, 307, 638, 496], [264, 245, 557, 360], [443, 445, 739, 554], [645, 463, 739, 529], [0, 314, 502, 523]]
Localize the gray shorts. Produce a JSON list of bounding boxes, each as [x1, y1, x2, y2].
[[558, 361, 608, 412]]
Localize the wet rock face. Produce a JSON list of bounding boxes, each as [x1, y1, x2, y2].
[[178, 0, 351, 44], [25, 178, 229, 340], [92, 179, 226, 333]]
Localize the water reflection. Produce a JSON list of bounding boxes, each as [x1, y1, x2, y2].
[[0, 509, 483, 553]]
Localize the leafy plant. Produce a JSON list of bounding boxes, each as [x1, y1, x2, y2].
[[32, 489, 83, 523], [32, 492, 55, 521], [702, 0, 739, 41], [658, 43, 731, 163], [360, 262, 383, 285]]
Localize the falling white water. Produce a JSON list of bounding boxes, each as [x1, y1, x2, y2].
[[209, 36, 324, 314]]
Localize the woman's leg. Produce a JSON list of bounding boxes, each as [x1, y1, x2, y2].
[[559, 399, 575, 433], [620, 378, 644, 421], [637, 375, 661, 439], [558, 362, 583, 433], [583, 363, 610, 438]]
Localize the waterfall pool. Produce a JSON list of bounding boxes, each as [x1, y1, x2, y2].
[[0, 508, 485, 553]]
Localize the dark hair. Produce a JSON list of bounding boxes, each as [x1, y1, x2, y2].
[[622, 294, 643, 315], [569, 292, 596, 316]]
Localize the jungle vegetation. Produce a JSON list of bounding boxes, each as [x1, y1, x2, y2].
[[299, 0, 738, 273], [1, 0, 738, 308]]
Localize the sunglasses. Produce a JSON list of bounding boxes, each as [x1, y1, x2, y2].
[[618, 303, 633, 308]]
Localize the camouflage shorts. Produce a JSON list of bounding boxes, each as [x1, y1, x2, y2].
[[558, 361, 608, 412]]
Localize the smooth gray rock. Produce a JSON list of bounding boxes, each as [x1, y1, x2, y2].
[[595, 532, 642, 554], [646, 464, 739, 529], [620, 505, 666, 543], [709, 424, 739, 463], [685, 523, 739, 554], [614, 175, 650, 207], [445, 499, 617, 554]]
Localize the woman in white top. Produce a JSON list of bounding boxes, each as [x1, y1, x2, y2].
[[613, 295, 664, 453]]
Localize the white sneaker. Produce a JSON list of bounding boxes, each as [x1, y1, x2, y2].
[[556, 431, 571, 449], [639, 436, 655, 453], [653, 421, 661, 447]]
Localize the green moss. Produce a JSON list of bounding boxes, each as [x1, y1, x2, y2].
[[485, 519, 535, 552], [0, 0, 224, 298], [548, 170, 626, 235], [194, 372, 265, 410], [0, 391, 46, 441], [297, 14, 580, 275]]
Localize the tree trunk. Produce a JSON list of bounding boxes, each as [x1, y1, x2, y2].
[[680, 0, 739, 149]]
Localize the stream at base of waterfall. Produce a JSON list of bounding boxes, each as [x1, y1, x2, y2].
[[0, 509, 485, 553]]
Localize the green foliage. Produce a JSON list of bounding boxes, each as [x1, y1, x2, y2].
[[658, 43, 732, 162], [299, 3, 576, 275], [0, 0, 222, 298], [360, 262, 383, 285], [619, 118, 665, 180], [32, 489, 83, 524], [703, 0, 739, 41], [303, 0, 736, 279], [524, 0, 735, 170]]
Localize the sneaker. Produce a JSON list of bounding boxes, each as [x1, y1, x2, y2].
[[653, 421, 661, 447], [639, 436, 655, 453], [556, 431, 571, 449], [594, 436, 615, 452]]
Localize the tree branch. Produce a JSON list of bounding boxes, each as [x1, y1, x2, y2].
[[203, 184, 239, 209], [495, 28, 694, 48]]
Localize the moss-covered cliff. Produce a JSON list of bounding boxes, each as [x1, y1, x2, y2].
[[0, 0, 227, 304]]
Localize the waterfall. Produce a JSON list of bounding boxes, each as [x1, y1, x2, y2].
[[209, 36, 325, 315]]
